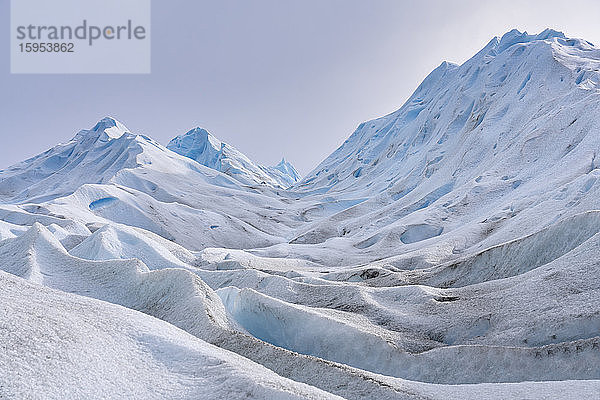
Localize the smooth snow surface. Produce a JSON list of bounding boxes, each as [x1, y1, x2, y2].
[[2, 29, 600, 399]]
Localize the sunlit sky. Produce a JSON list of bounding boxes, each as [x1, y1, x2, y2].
[[2, 0, 600, 175]]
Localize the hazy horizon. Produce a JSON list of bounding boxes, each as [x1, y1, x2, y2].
[[2, 0, 600, 175]]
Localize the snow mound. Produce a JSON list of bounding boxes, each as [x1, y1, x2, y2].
[[0, 223, 237, 338], [70, 223, 192, 270]]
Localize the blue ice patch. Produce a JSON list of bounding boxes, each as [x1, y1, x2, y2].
[[89, 197, 118, 210]]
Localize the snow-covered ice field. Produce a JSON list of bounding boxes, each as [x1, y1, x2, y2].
[[1, 29, 600, 399]]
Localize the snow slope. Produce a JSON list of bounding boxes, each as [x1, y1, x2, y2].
[[1, 29, 600, 399]]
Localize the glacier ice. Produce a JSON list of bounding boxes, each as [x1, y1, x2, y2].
[[2, 29, 600, 399]]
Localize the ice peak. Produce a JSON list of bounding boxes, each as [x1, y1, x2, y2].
[[535, 28, 566, 41], [270, 157, 300, 184], [168, 127, 224, 155], [495, 28, 565, 53], [74, 117, 130, 142], [92, 117, 130, 137], [93, 116, 116, 129], [185, 126, 211, 138], [167, 128, 300, 188]]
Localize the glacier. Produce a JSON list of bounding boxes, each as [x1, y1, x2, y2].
[[1, 29, 600, 399]]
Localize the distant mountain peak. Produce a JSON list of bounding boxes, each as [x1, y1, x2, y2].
[[166, 127, 223, 166], [167, 127, 299, 188], [270, 158, 301, 186]]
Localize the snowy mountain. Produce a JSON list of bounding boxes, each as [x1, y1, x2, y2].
[[0, 117, 305, 250], [2, 29, 600, 399], [0, 117, 140, 203], [167, 127, 300, 188], [286, 28, 600, 262], [297, 28, 599, 194]]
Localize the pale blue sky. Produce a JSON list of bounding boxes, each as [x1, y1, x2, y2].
[[2, 0, 600, 175]]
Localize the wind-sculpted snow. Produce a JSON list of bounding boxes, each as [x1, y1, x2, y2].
[[0, 224, 238, 337], [0, 224, 437, 399], [402, 210, 600, 288], [2, 29, 600, 399], [209, 231, 600, 383]]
